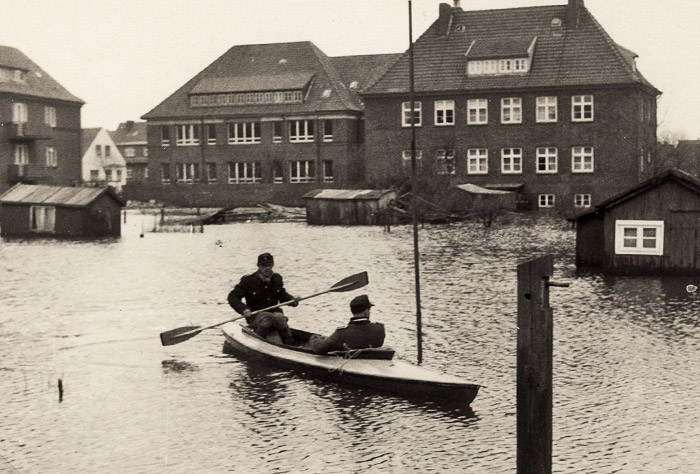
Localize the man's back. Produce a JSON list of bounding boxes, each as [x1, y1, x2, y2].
[[314, 320, 385, 354]]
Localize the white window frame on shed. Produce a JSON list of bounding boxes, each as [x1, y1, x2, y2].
[[614, 220, 664, 256], [30, 205, 56, 233]]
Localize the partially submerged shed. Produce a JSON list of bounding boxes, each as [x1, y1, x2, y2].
[[568, 169, 700, 275], [0, 184, 125, 237], [303, 189, 396, 225]]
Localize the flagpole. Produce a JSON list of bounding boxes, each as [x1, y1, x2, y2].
[[408, 0, 423, 364]]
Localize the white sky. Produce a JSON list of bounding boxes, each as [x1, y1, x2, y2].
[[2, 0, 698, 139]]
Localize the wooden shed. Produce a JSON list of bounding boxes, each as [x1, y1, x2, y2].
[[568, 169, 700, 275], [0, 184, 125, 237], [303, 189, 397, 225]]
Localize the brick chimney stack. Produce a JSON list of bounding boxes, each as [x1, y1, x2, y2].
[[568, 0, 584, 28], [454, 0, 461, 8]]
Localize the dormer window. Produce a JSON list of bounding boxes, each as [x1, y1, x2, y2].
[[349, 81, 359, 89], [465, 36, 536, 77]]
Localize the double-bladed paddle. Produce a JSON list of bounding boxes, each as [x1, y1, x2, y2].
[[159, 271, 369, 346]]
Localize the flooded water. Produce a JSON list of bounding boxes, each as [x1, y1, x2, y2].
[[1, 212, 699, 473]]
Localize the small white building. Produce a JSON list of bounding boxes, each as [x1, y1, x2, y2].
[[81, 128, 126, 192]]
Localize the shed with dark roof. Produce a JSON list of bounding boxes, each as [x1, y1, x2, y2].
[[0, 184, 125, 237], [303, 189, 396, 225], [568, 169, 700, 275]]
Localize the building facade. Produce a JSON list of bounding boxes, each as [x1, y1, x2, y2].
[[110, 121, 149, 185], [0, 46, 84, 195], [362, 0, 659, 213], [138, 42, 399, 207], [81, 128, 127, 192]]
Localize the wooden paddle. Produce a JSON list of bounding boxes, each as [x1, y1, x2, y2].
[[159, 271, 369, 346]]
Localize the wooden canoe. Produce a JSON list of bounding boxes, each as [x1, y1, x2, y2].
[[221, 322, 479, 404]]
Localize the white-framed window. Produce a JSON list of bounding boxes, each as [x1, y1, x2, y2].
[[95, 145, 102, 157], [29, 206, 55, 233], [126, 168, 133, 180], [538, 194, 555, 208], [536, 147, 558, 173], [12, 103, 27, 123], [272, 121, 283, 143], [572, 95, 594, 122], [323, 120, 333, 142], [288, 120, 314, 143], [176, 163, 199, 184], [14, 144, 29, 165], [323, 160, 333, 183], [105, 169, 113, 182], [467, 99, 488, 125], [161, 126, 170, 146], [273, 162, 284, 184], [116, 169, 122, 182], [290, 160, 316, 183], [435, 149, 456, 175], [574, 194, 591, 208], [482, 60, 498, 74], [614, 220, 664, 255], [228, 122, 260, 144], [498, 58, 528, 73], [124, 147, 136, 157], [143, 147, 149, 157], [105, 145, 111, 158], [160, 164, 171, 184], [176, 124, 200, 146], [501, 148, 522, 174], [228, 162, 261, 184], [401, 150, 423, 169], [44, 106, 57, 127], [467, 148, 488, 175], [434, 100, 455, 126], [572, 146, 594, 173], [501, 98, 522, 124], [206, 124, 217, 145], [45, 146, 57, 167], [402, 101, 422, 127], [536, 96, 557, 123], [206, 162, 217, 184], [90, 170, 99, 181]]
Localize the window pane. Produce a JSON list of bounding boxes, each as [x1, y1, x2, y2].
[[642, 228, 656, 238], [624, 228, 637, 237]]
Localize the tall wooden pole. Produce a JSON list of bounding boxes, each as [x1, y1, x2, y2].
[[517, 255, 556, 474], [408, 0, 423, 364]]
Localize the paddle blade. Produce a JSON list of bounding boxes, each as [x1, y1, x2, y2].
[[160, 326, 202, 346], [330, 271, 369, 292]]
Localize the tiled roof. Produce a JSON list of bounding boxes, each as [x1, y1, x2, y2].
[[0, 45, 84, 103], [81, 128, 101, 155], [110, 121, 147, 144], [0, 184, 124, 207], [365, 5, 659, 95], [467, 36, 535, 59], [191, 73, 314, 93], [142, 41, 362, 120]]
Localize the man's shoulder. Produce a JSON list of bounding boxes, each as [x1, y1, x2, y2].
[[238, 272, 259, 284]]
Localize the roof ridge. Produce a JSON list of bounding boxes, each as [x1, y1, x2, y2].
[[308, 42, 359, 110]]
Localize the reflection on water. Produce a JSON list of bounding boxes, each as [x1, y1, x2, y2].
[[1, 213, 699, 473]]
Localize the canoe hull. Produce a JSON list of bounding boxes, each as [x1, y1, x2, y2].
[[222, 323, 479, 404]]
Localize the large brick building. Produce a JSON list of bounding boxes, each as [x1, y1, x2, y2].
[[0, 46, 83, 195], [362, 0, 659, 212], [138, 42, 399, 207]]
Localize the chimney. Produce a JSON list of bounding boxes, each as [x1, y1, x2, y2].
[[126, 120, 134, 132], [437, 3, 454, 37], [453, 0, 461, 8], [568, 0, 583, 28]]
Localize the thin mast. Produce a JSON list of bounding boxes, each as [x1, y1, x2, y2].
[[408, 0, 423, 364]]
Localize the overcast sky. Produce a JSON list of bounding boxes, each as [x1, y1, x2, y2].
[[2, 0, 698, 139]]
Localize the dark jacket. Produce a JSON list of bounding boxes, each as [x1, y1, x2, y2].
[[228, 272, 295, 321], [314, 318, 385, 354]]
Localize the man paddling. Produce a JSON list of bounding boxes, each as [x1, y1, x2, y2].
[[227, 253, 299, 344], [311, 294, 385, 354]]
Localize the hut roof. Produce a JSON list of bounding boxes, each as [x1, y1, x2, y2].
[[302, 189, 395, 201], [568, 169, 700, 221], [0, 184, 125, 208]]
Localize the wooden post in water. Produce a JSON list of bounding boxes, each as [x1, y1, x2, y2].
[[517, 255, 554, 474]]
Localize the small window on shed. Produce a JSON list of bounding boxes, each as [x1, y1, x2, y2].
[[30, 206, 56, 233], [614, 220, 664, 256]]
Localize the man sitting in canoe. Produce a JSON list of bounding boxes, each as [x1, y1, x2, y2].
[[311, 294, 385, 355], [227, 252, 299, 345]]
